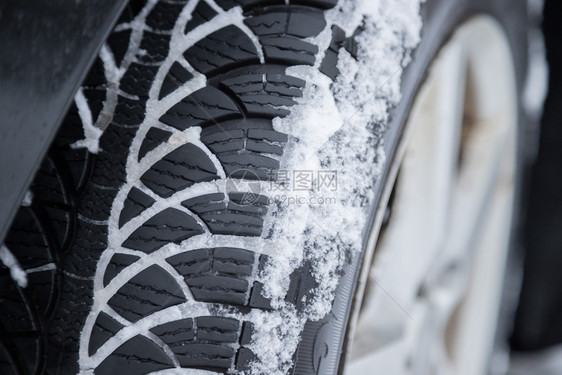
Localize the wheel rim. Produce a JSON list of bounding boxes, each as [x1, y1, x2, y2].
[[344, 16, 518, 375]]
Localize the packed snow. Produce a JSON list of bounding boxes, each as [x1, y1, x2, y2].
[[0, 245, 27, 288], [249, 1, 423, 372]]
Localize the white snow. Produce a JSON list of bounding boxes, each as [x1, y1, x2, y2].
[[21, 190, 33, 207], [72, 1, 158, 154], [79, 0, 423, 373], [0, 245, 28, 288], [73, 88, 103, 153], [245, 1, 423, 372]]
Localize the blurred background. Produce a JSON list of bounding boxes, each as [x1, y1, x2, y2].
[[508, 0, 562, 373]]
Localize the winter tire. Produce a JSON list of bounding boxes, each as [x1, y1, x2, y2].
[[0, 0, 539, 374]]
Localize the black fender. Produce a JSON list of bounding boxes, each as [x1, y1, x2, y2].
[[0, 0, 128, 243]]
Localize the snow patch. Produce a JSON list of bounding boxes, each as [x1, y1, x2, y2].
[[249, 0, 423, 373], [72, 1, 158, 154], [73, 88, 103, 153], [21, 190, 33, 207], [0, 245, 28, 288]]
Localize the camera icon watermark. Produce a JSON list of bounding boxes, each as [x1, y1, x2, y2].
[[225, 169, 262, 205], [225, 168, 338, 206]]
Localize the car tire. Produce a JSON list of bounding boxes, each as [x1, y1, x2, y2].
[[0, 0, 534, 374]]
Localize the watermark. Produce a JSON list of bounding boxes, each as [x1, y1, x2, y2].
[[226, 168, 338, 206], [268, 194, 337, 205], [267, 169, 338, 192], [225, 169, 262, 205]]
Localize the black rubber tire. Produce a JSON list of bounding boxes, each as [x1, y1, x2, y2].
[[0, 0, 530, 374]]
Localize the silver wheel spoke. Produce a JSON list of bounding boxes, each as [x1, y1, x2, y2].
[[346, 16, 518, 375]]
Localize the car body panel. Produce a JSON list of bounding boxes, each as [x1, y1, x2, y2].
[[0, 0, 127, 243]]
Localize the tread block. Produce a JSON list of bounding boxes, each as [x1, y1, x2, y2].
[[92, 314, 251, 374], [240, 321, 254, 345], [245, 138, 284, 154], [202, 128, 245, 144], [183, 25, 260, 75], [166, 247, 258, 306], [138, 31, 171, 64], [0, 274, 34, 332], [4, 208, 52, 269], [182, 193, 268, 236], [200, 213, 263, 236], [43, 206, 71, 248], [89, 312, 124, 356], [119, 63, 159, 97], [248, 254, 273, 309], [112, 96, 147, 125], [107, 29, 132, 66], [249, 281, 272, 309], [96, 335, 174, 374], [145, 1, 186, 31], [189, 276, 249, 306], [229, 192, 269, 206], [236, 347, 258, 372], [103, 253, 141, 287], [221, 153, 280, 181], [140, 143, 219, 198], [57, 147, 90, 190], [26, 270, 56, 315], [285, 263, 318, 310], [183, 194, 228, 216], [82, 57, 106, 88], [32, 157, 68, 205], [182, 192, 226, 210], [202, 129, 246, 154], [221, 73, 305, 117], [108, 265, 185, 322], [82, 87, 106, 123], [320, 25, 361, 79], [119, 187, 156, 228], [261, 36, 318, 65], [295, 0, 338, 8], [196, 316, 239, 342], [207, 138, 245, 153], [201, 125, 287, 175], [217, 0, 339, 10], [89, 129, 135, 188], [159, 86, 241, 130], [151, 316, 241, 356], [78, 184, 115, 221], [48, 276, 94, 346], [138, 127, 172, 161], [150, 318, 195, 344], [184, 1, 218, 34], [245, 6, 326, 38], [117, 0, 148, 24], [122, 208, 203, 253], [320, 25, 346, 80], [174, 343, 235, 369], [216, 0, 284, 10], [248, 128, 289, 143], [158, 62, 195, 100]]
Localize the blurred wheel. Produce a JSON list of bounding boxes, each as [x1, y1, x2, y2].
[[345, 16, 519, 375]]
